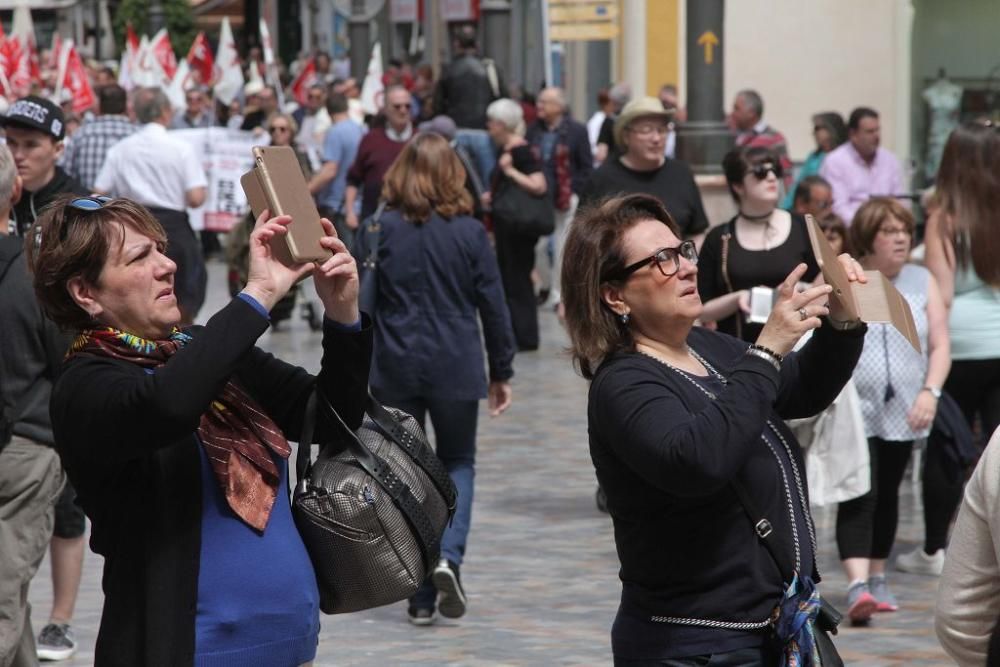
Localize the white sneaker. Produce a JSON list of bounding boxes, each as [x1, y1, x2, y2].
[[896, 547, 945, 576]]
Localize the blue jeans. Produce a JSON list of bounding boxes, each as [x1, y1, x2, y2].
[[372, 392, 479, 609], [454, 129, 497, 187]]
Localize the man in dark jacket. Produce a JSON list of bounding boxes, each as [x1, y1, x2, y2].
[[526, 87, 593, 307], [433, 25, 506, 130], [1, 95, 87, 236], [0, 142, 72, 664]]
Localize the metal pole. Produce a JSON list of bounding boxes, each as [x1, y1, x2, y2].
[[349, 0, 370, 80], [429, 0, 441, 78], [148, 0, 165, 34], [540, 0, 551, 87], [674, 0, 731, 174], [92, 0, 100, 60]]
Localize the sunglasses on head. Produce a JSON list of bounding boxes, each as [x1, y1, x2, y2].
[[69, 195, 113, 212], [749, 162, 783, 180]]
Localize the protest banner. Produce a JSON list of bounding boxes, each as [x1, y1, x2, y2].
[[171, 127, 270, 232]]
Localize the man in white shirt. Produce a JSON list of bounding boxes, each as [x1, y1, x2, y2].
[[95, 87, 208, 323]]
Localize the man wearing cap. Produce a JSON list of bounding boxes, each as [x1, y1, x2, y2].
[[582, 96, 708, 244], [2, 95, 88, 236], [94, 87, 208, 324]]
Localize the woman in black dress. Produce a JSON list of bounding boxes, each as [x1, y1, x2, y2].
[[698, 146, 820, 342], [485, 98, 548, 350]]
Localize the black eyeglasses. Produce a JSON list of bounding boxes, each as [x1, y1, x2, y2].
[[69, 195, 112, 212], [603, 240, 698, 281], [749, 162, 783, 180], [391, 103, 412, 111]]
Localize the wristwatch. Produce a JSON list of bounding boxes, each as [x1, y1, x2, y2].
[[923, 385, 942, 399]]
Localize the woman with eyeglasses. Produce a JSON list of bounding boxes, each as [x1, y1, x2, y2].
[[561, 193, 868, 665], [226, 112, 314, 327], [832, 198, 949, 625], [698, 146, 822, 342], [781, 112, 848, 210], [28, 195, 371, 665]]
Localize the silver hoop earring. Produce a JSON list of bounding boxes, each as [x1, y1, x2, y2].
[[620, 312, 630, 325]]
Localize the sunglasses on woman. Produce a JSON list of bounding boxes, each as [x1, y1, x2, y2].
[[749, 162, 783, 180], [604, 240, 699, 281], [69, 195, 113, 212]]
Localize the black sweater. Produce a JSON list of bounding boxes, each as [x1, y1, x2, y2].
[[50, 298, 372, 666], [588, 323, 865, 630]]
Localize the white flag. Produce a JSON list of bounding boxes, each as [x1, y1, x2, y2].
[[359, 42, 384, 116], [213, 17, 244, 106], [164, 59, 192, 111]]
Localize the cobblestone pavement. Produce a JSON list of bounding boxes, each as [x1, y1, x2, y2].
[[30, 263, 951, 665]]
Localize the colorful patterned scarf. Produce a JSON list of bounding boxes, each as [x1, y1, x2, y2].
[[69, 327, 292, 532], [774, 573, 823, 666]]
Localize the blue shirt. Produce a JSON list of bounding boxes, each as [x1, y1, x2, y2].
[[194, 446, 320, 666], [317, 119, 364, 211]]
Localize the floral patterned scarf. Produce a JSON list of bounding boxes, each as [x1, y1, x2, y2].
[[69, 327, 292, 532]]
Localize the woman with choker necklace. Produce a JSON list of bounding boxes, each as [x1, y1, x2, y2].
[[561, 193, 867, 665], [698, 146, 821, 342]]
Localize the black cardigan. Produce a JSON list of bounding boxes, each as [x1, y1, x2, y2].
[[588, 323, 865, 627], [50, 298, 373, 666]]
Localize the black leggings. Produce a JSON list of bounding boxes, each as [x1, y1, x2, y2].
[[919, 358, 1000, 553], [837, 437, 914, 560]]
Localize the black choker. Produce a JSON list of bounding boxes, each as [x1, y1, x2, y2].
[[738, 209, 774, 222]]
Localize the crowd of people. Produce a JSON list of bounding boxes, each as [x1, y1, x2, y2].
[[3, 20, 1000, 667]]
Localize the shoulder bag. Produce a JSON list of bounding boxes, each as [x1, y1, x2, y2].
[[491, 174, 555, 237], [292, 388, 457, 614]]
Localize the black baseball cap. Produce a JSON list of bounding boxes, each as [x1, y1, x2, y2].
[[1, 95, 65, 140]]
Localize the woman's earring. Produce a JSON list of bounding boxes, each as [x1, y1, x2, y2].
[[619, 312, 630, 325]]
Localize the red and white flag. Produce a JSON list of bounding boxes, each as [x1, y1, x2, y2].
[[9, 5, 39, 95], [186, 31, 214, 86], [55, 40, 95, 113], [149, 28, 178, 82], [289, 57, 317, 106], [213, 16, 243, 105], [118, 23, 141, 89], [47, 32, 61, 70]]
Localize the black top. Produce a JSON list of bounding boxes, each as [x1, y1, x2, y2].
[[697, 213, 820, 342], [0, 236, 71, 446], [50, 298, 373, 666], [588, 324, 865, 659], [596, 115, 617, 154], [581, 157, 709, 238], [433, 54, 507, 129], [491, 144, 542, 192]]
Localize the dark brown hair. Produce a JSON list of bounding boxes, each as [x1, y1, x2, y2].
[[848, 197, 914, 258], [26, 195, 167, 330], [561, 193, 680, 379], [721, 145, 778, 202], [381, 132, 473, 224], [935, 121, 1000, 285], [819, 215, 852, 256]]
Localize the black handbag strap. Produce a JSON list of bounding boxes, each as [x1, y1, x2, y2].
[[296, 387, 446, 570], [365, 398, 457, 512]]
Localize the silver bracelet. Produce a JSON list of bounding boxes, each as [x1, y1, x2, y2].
[[745, 347, 781, 372], [827, 315, 863, 331]]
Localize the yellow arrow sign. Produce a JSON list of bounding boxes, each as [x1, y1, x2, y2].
[[697, 30, 719, 64]]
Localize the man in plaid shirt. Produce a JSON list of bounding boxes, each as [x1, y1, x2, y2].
[[731, 89, 793, 191], [61, 85, 134, 191]]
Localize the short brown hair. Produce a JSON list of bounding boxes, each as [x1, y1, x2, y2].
[[381, 132, 473, 223], [562, 194, 681, 379], [849, 197, 914, 257], [26, 195, 167, 330]]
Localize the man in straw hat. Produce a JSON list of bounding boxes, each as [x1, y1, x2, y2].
[[582, 96, 708, 244]]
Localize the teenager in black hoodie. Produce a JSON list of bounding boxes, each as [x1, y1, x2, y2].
[[1, 96, 87, 236]]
